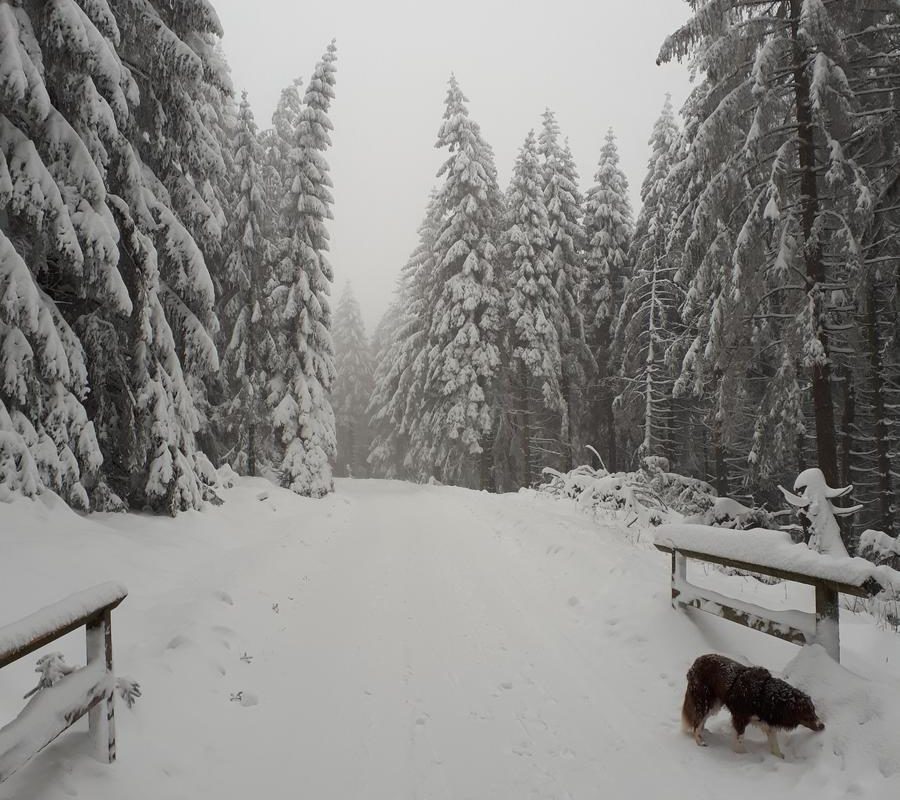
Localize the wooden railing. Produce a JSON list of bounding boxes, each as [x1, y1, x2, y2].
[[0, 582, 128, 784], [653, 526, 882, 663]]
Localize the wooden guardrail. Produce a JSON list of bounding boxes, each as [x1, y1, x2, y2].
[[0, 582, 128, 784], [653, 526, 883, 662]]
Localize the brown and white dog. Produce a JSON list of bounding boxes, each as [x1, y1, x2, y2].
[[682, 654, 825, 758]]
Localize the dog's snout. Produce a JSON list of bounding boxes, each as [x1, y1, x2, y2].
[[813, 719, 825, 731]]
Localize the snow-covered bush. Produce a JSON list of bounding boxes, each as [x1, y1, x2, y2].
[[638, 456, 716, 517], [684, 497, 780, 531], [538, 462, 691, 528], [858, 529, 900, 570]]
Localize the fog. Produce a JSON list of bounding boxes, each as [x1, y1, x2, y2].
[[214, 0, 693, 331]]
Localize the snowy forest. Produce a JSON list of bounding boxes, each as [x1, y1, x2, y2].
[[3, 3, 900, 800], [3, 0, 900, 546]]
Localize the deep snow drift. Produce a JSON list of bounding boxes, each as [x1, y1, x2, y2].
[[0, 478, 898, 799]]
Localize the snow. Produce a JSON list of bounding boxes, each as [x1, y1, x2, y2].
[[0, 582, 127, 660], [0, 479, 898, 799], [0, 660, 112, 782], [655, 524, 900, 595]]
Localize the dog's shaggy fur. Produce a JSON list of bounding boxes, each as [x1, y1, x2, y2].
[[682, 654, 825, 757]]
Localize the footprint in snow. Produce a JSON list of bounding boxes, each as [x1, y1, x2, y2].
[[568, 596, 580, 608], [214, 590, 234, 606], [166, 634, 191, 650]]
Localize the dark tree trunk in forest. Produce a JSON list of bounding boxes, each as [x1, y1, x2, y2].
[[791, 0, 839, 488], [713, 417, 728, 497], [839, 374, 854, 489], [520, 364, 531, 487], [864, 283, 894, 532], [479, 436, 494, 492], [606, 395, 617, 473], [561, 372, 576, 471]]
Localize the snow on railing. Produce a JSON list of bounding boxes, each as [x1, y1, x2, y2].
[[654, 524, 899, 662], [0, 583, 127, 667], [0, 583, 127, 784]]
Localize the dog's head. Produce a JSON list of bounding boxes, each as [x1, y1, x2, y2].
[[794, 692, 825, 732]]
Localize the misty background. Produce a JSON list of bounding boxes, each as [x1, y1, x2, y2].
[[214, 0, 693, 330]]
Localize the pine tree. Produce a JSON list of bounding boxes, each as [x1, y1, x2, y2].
[[2, 0, 225, 512], [538, 111, 588, 469], [658, 0, 884, 504], [614, 96, 683, 468], [368, 196, 440, 481], [367, 297, 407, 478], [262, 76, 304, 201], [500, 130, 562, 486], [421, 76, 504, 488], [332, 283, 373, 477], [269, 41, 339, 497], [220, 92, 275, 476], [583, 129, 634, 471]]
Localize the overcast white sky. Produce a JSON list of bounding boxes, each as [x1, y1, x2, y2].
[[214, 0, 693, 332]]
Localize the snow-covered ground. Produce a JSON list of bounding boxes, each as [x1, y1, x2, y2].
[[1, 478, 898, 799]]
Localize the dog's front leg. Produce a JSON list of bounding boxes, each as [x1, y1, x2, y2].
[[765, 727, 784, 759]]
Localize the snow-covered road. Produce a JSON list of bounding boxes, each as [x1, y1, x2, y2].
[[1, 479, 898, 799]]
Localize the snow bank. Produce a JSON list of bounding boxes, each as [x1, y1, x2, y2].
[[0, 582, 127, 661], [783, 645, 900, 784], [655, 524, 900, 596]]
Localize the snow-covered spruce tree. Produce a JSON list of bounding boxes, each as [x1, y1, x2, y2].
[[367, 300, 404, 478], [614, 96, 683, 469], [261, 76, 304, 202], [538, 111, 588, 469], [332, 283, 373, 477], [420, 76, 504, 488], [500, 130, 563, 487], [114, 2, 230, 453], [269, 41, 338, 497], [367, 195, 440, 481], [2, 0, 223, 512], [658, 0, 886, 505], [583, 129, 633, 472], [219, 92, 276, 477]]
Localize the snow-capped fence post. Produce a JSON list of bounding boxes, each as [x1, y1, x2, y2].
[[86, 608, 116, 764], [671, 551, 687, 609], [814, 584, 841, 663], [0, 583, 127, 784]]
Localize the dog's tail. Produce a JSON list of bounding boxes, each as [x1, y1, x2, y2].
[[681, 684, 699, 733]]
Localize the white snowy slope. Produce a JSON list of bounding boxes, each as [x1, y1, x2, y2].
[[0, 479, 898, 800]]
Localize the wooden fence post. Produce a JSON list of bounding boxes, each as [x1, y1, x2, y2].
[[86, 610, 116, 763], [814, 584, 840, 662], [671, 551, 687, 608]]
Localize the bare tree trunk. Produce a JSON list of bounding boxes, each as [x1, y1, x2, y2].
[[839, 372, 854, 488], [864, 282, 894, 532], [791, 0, 839, 487], [520, 364, 531, 487], [479, 436, 494, 492], [713, 416, 728, 497]]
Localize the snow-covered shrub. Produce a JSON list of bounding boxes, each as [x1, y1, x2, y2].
[[538, 463, 678, 528], [858, 529, 900, 570], [639, 457, 716, 517], [684, 497, 779, 531], [217, 464, 240, 489]]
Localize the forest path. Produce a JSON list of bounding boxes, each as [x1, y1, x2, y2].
[[2, 479, 893, 799]]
